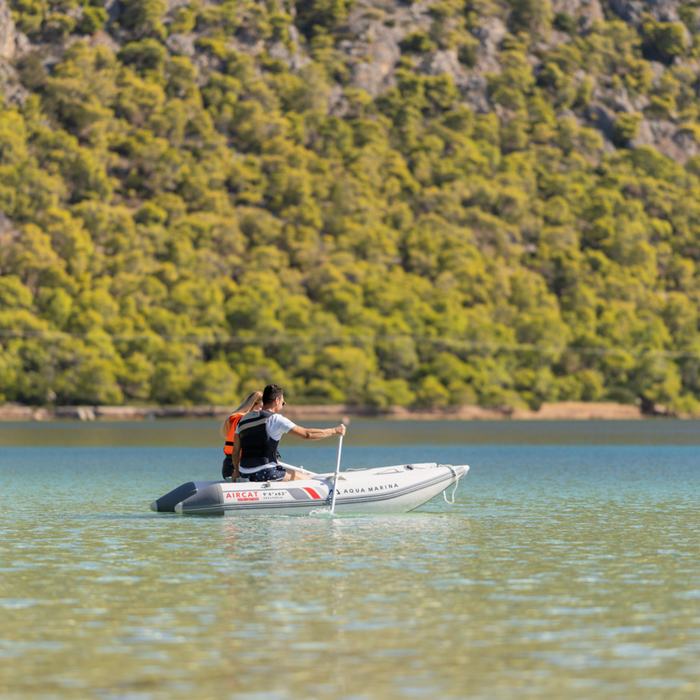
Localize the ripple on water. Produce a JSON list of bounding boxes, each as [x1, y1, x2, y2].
[[1, 433, 700, 699]]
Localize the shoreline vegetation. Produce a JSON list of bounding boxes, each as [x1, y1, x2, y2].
[[0, 400, 683, 422]]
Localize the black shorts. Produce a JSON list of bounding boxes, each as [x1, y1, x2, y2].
[[222, 455, 234, 480], [245, 466, 287, 482]]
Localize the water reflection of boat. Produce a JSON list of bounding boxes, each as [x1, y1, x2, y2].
[[151, 463, 469, 516]]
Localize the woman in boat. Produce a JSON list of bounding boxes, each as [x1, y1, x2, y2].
[[221, 390, 263, 480]]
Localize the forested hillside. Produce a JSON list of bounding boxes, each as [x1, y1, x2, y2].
[[2, 0, 700, 411]]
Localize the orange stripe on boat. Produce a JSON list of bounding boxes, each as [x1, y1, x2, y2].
[[303, 487, 321, 499]]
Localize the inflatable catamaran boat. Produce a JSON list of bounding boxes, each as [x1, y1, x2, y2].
[[151, 462, 469, 516]]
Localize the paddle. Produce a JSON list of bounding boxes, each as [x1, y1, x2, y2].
[[329, 430, 344, 514]]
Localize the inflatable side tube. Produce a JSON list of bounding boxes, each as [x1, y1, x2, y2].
[[150, 481, 222, 513], [175, 483, 225, 516]]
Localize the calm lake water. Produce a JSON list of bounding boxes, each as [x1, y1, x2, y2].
[[1, 420, 700, 699]]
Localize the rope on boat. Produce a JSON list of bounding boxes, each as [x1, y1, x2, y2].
[[442, 465, 461, 504]]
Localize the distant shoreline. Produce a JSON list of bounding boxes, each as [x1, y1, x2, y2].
[[0, 401, 685, 422]]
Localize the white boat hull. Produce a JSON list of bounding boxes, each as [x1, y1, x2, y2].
[[152, 463, 469, 516]]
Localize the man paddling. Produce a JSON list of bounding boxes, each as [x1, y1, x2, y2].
[[231, 384, 346, 482]]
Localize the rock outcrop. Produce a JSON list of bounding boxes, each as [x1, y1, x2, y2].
[[0, 0, 17, 61], [631, 119, 700, 163], [0, 1, 28, 105], [585, 102, 617, 142], [608, 0, 686, 25], [646, 0, 683, 23], [339, 3, 431, 97], [551, 0, 604, 32], [607, 0, 645, 26], [473, 17, 506, 73]]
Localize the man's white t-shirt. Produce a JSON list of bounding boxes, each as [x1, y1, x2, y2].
[[235, 413, 296, 472]]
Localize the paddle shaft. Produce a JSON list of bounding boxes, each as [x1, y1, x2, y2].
[[330, 434, 343, 514]]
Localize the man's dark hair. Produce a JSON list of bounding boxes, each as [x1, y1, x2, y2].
[[262, 384, 284, 405]]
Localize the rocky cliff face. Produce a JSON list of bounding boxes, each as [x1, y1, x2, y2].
[[4, 0, 700, 162]]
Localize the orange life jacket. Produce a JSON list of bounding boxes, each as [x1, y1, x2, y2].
[[223, 413, 243, 455]]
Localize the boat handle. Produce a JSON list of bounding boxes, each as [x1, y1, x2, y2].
[[442, 465, 461, 505]]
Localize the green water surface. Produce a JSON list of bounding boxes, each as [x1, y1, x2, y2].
[[1, 420, 700, 699]]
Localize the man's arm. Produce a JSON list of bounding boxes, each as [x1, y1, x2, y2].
[[232, 433, 241, 479], [289, 424, 346, 441]]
